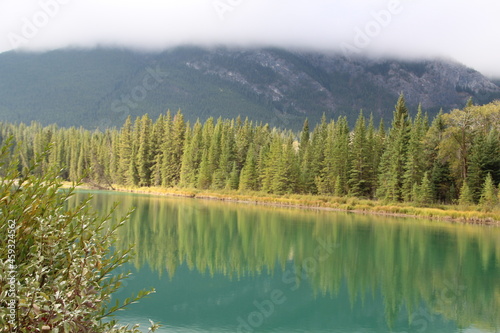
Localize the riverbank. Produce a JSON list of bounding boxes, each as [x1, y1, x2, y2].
[[66, 183, 500, 226]]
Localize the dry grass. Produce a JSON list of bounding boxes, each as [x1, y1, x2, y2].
[[72, 183, 500, 225]]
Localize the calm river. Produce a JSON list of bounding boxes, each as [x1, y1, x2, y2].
[[70, 190, 500, 333]]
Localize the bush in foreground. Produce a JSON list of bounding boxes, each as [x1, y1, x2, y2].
[[0, 140, 159, 332]]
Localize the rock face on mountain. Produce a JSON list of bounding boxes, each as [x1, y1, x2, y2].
[[0, 47, 498, 130]]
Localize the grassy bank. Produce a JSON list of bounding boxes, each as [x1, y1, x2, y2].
[[68, 183, 500, 225]]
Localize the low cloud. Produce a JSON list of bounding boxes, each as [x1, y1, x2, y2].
[[1, 0, 499, 77]]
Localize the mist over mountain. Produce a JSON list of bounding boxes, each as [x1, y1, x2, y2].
[[0, 46, 499, 130]]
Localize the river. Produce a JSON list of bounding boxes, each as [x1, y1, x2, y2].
[[70, 190, 500, 333]]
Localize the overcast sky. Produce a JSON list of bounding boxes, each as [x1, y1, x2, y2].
[[1, 0, 499, 77]]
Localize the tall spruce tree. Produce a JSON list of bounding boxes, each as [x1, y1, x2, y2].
[[136, 114, 153, 187], [402, 105, 427, 201], [118, 116, 133, 185], [162, 110, 185, 187], [349, 111, 370, 197], [150, 114, 166, 186], [458, 180, 474, 206], [180, 120, 203, 187], [239, 143, 259, 191], [479, 173, 498, 211], [415, 171, 434, 205], [377, 93, 411, 201]]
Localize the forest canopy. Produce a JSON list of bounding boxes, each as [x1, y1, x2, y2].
[[1, 95, 499, 207]]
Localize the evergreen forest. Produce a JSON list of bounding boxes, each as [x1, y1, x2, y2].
[[1, 94, 500, 209]]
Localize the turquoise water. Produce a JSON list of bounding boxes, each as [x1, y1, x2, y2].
[[71, 191, 500, 333]]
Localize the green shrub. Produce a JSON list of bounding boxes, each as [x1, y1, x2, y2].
[[0, 140, 159, 332]]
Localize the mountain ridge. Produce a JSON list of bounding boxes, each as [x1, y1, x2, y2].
[[0, 46, 499, 130]]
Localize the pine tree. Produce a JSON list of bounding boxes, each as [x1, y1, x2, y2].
[[416, 172, 434, 205], [118, 116, 133, 185], [349, 110, 369, 197], [333, 117, 351, 196], [68, 129, 80, 182], [239, 143, 259, 191], [162, 110, 185, 187], [377, 93, 411, 201], [125, 117, 141, 186], [150, 114, 165, 186], [479, 173, 498, 211], [195, 117, 215, 189], [431, 161, 453, 203], [77, 136, 87, 180], [215, 121, 235, 188], [458, 181, 474, 206], [402, 105, 426, 201], [136, 114, 152, 187], [468, 129, 500, 201], [364, 114, 378, 198], [316, 120, 336, 194], [307, 114, 328, 194], [228, 161, 240, 190], [197, 149, 211, 189], [235, 117, 252, 171], [108, 130, 120, 185], [299, 118, 310, 159], [179, 120, 203, 187]]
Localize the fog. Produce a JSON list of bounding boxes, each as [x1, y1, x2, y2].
[[1, 0, 499, 77]]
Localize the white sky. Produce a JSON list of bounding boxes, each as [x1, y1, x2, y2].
[[0, 0, 499, 77]]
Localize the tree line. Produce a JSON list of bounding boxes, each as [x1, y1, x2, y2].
[[1, 94, 500, 207]]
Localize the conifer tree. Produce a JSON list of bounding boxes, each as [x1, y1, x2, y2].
[[333, 117, 351, 196], [197, 149, 211, 189], [162, 110, 185, 187], [307, 114, 328, 194], [468, 129, 500, 201], [180, 120, 203, 187], [458, 181, 474, 206], [298, 118, 312, 193], [125, 117, 140, 186], [431, 160, 453, 203], [262, 133, 282, 193], [349, 111, 369, 197], [235, 117, 252, 171], [377, 93, 411, 201], [479, 173, 498, 211], [299, 118, 310, 159], [108, 130, 120, 185], [118, 116, 133, 184], [199, 118, 224, 189], [416, 172, 434, 205], [68, 130, 80, 182], [316, 120, 336, 194], [402, 105, 426, 201], [136, 114, 152, 187], [160, 111, 173, 186], [363, 115, 377, 198], [228, 161, 240, 190], [150, 114, 165, 186], [216, 121, 236, 186], [239, 143, 259, 191]]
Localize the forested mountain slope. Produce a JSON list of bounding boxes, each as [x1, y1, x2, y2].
[[0, 47, 499, 130]]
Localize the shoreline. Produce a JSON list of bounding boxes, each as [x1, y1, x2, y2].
[[69, 183, 500, 226]]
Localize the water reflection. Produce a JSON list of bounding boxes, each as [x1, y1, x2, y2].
[[70, 191, 500, 331]]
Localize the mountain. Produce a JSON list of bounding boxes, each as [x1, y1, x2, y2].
[[0, 46, 499, 130]]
